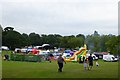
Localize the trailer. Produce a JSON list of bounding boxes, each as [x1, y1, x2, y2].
[[103, 54, 118, 62]]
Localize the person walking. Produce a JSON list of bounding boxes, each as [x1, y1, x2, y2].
[[88, 54, 93, 70], [57, 54, 66, 72], [83, 58, 87, 70]]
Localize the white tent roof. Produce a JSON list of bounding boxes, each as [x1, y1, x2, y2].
[[1, 46, 9, 50], [42, 44, 50, 47]]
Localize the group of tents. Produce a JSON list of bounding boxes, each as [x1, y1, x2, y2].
[[1, 44, 119, 62]]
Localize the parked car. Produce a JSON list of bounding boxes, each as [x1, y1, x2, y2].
[[15, 48, 21, 53], [62, 53, 71, 59]]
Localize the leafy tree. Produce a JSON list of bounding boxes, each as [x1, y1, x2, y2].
[[76, 34, 85, 40], [53, 34, 62, 48], [86, 34, 100, 52], [93, 36, 101, 52], [2, 29, 24, 50], [118, 35, 120, 55], [29, 32, 41, 46], [41, 34, 48, 45], [4, 27, 14, 32], [93, 30, 100, 36], [22, 33, 30, 46], [69, 37, 84, 49], [99, 35, 110, 52], [59, 35, 84, 49], [46, 34, 62, 48], [76, 34, 85, 46], [106, 35, 119, 55], [2, 26, 119, 54]]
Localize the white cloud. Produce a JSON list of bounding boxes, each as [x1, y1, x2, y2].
[[1, 0, 119, 35]]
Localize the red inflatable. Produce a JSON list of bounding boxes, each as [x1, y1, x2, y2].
[[31, 48, 39, 54]]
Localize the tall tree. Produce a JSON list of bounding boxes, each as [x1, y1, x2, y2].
[[29, 32, 41, 46], [76, 34, 85, 46], [99, 35, 110, 52], [2, 28, 24, 50], [22, 33, 30, 46], [106, 35, 119, 55]]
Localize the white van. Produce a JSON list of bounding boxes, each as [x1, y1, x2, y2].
[[103, 54, 118, 62]]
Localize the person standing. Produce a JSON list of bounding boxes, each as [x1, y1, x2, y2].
[[48, 55, 52, 63], [4, 54, 9, 61], [88, 54, 93, 70], [57, 54, 66, 72]]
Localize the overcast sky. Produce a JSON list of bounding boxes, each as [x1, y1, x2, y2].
[[0, 0, 119, 36]]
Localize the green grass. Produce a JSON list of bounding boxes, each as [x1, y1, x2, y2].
[[2, 60, 118, 78], [1, 50, 119, 78]]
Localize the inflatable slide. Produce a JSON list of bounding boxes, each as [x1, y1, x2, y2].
[[65, 44, 87, 62]]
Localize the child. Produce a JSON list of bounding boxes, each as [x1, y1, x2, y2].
[[96, 60, 99, 66], [83, 59, 87, 70]]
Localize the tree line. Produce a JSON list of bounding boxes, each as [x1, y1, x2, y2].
[[1, 26, 120, 55]]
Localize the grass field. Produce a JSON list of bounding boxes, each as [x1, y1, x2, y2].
[[1, 51, 119, 78]]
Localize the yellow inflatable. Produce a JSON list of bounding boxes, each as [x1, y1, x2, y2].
[[65, 44, 87, 62]]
